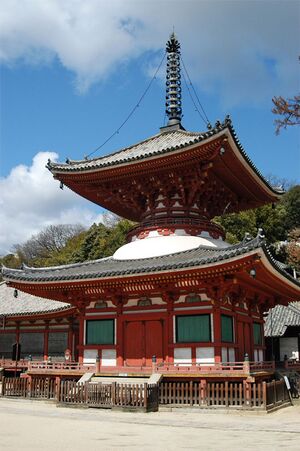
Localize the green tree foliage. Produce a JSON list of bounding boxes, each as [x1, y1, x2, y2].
[[282, 185, 300, 231], [214, 185, 300, 272], [73, 219, 135, 262], [1, 187, 299, 272], [214, 203, 286, 245]]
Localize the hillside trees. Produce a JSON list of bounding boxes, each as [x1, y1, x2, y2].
[[1, 186, 299, 273]]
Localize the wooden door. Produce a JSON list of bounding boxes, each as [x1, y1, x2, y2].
[[124, 319, 164, 367], [145, 320, 163, 366], [124, 321, 143, 366], [237, 321, 251, 361]]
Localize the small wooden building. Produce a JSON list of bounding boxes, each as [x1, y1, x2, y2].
[[265, 302, 300, 362], [0, 282, 77, 362]]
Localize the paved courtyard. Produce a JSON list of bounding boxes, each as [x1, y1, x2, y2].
[[1, 398, 300, 450]]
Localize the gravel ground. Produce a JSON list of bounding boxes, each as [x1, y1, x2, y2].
[[1, 398, 300, 450]]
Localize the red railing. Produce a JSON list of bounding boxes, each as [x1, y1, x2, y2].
[[0, 358, 275, 375], [154, 361, 275, 374]]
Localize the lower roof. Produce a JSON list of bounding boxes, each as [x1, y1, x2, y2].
[[0, 282, 71, 317], [264, 302, 300, 337], [2, 236, 299, 294]]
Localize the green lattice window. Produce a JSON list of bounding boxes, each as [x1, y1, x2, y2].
[[86, 319, 114, 345], [253, 322, 262, 345], [221, 315, 234, 342], [176, 315, 211, 343]]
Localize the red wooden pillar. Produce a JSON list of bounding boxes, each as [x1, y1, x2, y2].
[[15, 321, 20, 344], [163, 292, 176, 364], [43, 321, 49, 361], [67, 320, 73, 358], [116, 301, 124, 367], [248, 306, 254, 361], [78, 309, 85, 364], [213, 306, 222, 363]]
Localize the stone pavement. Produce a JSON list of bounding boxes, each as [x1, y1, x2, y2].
[[0, 398, 300, 450]]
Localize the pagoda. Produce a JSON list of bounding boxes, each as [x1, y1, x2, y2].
[[3, 34, 299, 375]]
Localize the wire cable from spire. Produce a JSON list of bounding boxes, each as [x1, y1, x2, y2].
[[180, 55, 211, 128], [181, 70, 208, 127], [85, 51, 166, 160]]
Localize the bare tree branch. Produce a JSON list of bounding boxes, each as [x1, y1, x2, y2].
[[272, 94, 300, 134]]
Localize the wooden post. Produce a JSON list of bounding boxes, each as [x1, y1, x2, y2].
[[200, 379, 207, 405], [111, 382, 116, 406], [225, 381, 229, 407], [213, 306, 222, 363], [243, 380, 251, 407], [56, 377, 61, 403], [116, 300, 124, 367], [78, 311, 85, 364], [95, 355, 100, 374], [189, 380, 193, 406], [243, 353, 250, 375], [144, 383, 148, 410], [43, 321, 49, 361]]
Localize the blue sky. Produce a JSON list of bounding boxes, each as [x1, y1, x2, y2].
[[0, 0, 299, 254]]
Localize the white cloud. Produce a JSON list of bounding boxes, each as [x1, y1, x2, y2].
[[0, 0, 298, 104], [0, 152, 104, 255]]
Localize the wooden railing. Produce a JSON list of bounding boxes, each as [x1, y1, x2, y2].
[[265, 380, 290, 409], [27, 361, 96, 372], [154, 361, 275, 374], [57, 380, 159, 412], [1, 377, 158, 411], [159, 379, 291, 410], [2, 377, 58, 399], [0, 358, 276, 375], [1, 377, 292, 411]]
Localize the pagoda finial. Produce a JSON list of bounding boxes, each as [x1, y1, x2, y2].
[[165, 32, 182, 126]]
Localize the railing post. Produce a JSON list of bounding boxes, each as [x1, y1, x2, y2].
[[152, 355, 157, 374], [243, 380, 251, 407], [262, 381, 267, 409], [189, 380, 193, 406], [111, 382, 116, 407], [243, 353, 250, 375], [56, 377, 61, 403], [95, 355, 100, 374], [200, 379, 207, 405], [144, 383, 148, 410]]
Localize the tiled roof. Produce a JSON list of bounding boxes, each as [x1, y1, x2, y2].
[[46, 117, 282, 196], [264, 302, 300, 336], [0, 282, 72, 317], [2, 237, 299, 287]]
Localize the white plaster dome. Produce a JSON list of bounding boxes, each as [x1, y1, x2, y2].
[[113, 231, 230, 260]]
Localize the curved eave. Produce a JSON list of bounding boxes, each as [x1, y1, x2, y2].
[[0, 305, 75, 320], [3, 245, 299, 303], [48, 125, 282, 219]]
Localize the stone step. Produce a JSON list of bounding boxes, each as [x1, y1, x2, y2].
[[90, 376, 150, 385], [78, 372, 95, 383]]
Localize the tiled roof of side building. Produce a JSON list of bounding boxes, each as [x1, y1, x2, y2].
[[47, 117, 282, 196], [2, 237, 299, 288], [0, 282, 72, 317], [264, 302, 300, 337]]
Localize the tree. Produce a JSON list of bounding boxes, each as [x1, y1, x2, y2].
[[282, 185, 300, 231], [14, 224, 85, 265], [285, 228, 300, 273], [272, 94, 300, 134]]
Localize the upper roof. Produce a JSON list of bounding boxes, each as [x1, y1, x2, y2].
[[0, 282, 71, 317], [264, 302, 300, 336], [46, 118, 282, 199], [46, 118, 283, 221]]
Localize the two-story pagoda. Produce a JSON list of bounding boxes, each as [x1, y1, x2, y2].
[[3, 34, 299, 374]]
